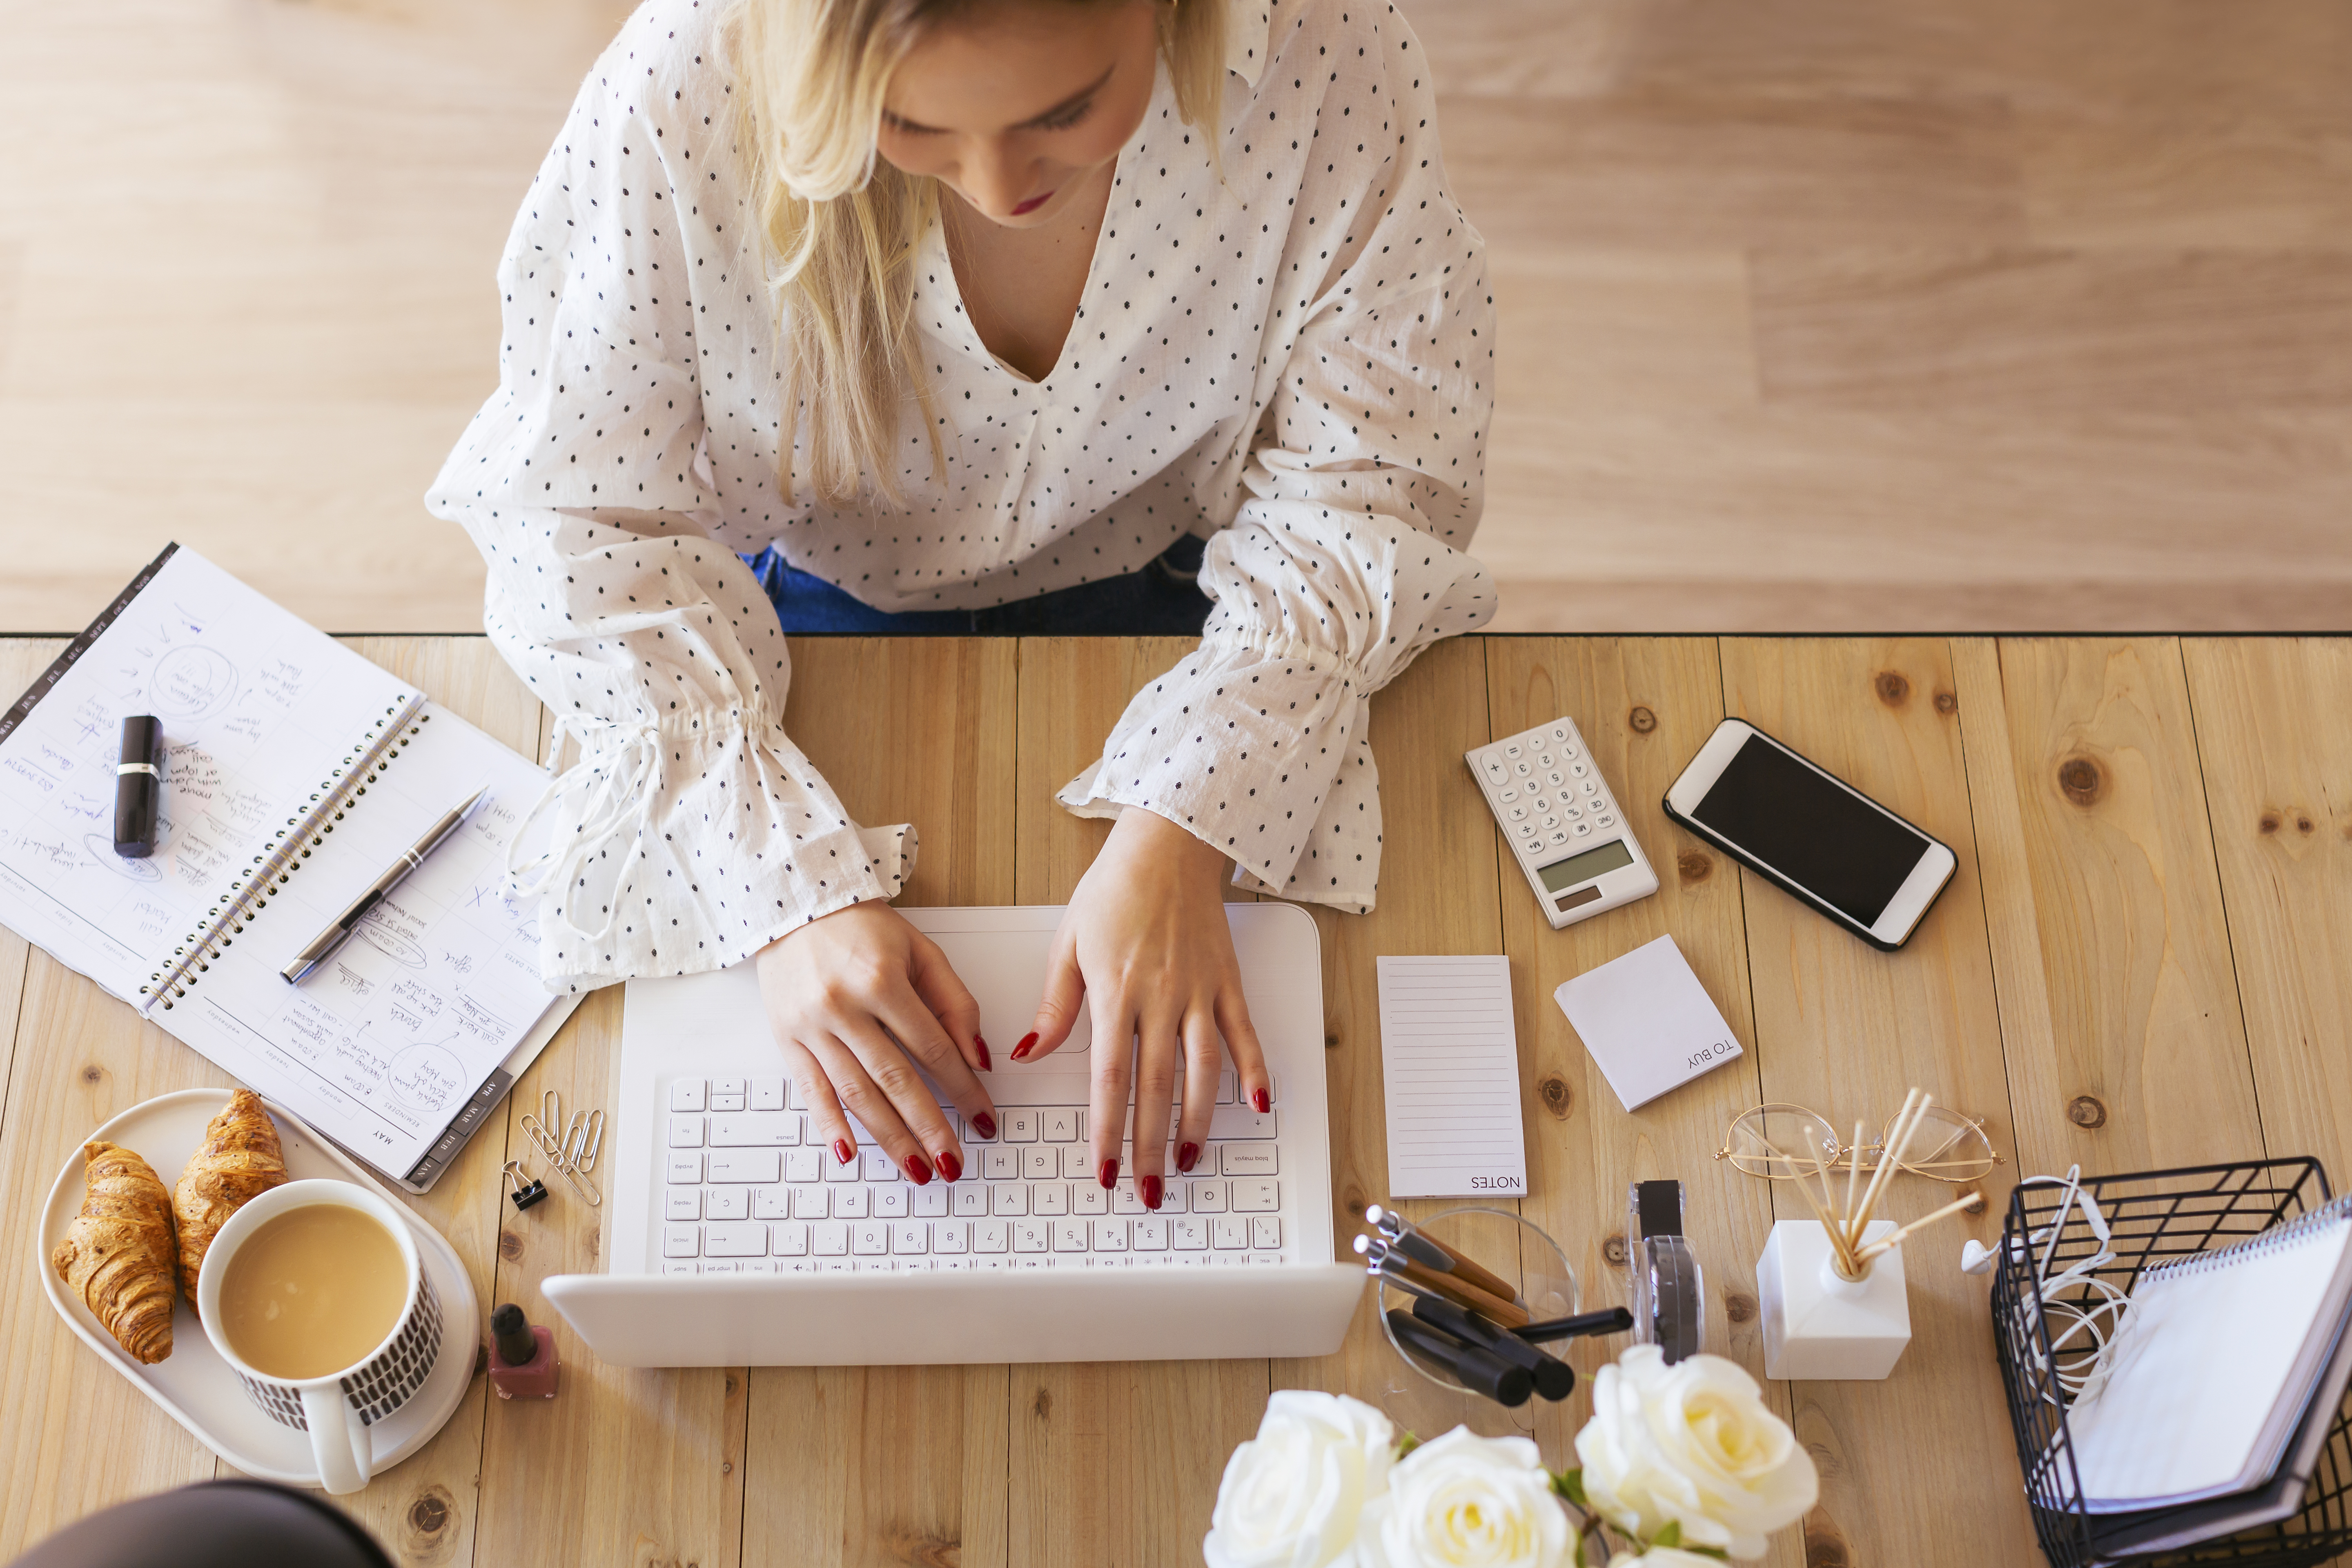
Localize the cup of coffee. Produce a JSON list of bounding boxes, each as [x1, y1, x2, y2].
[[195, 1179, 443, 1494]]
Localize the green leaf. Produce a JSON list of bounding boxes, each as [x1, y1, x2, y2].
[[1689, 1549, 1729, 1562], [1395, 1430, 1421, 1459], [1653, 1521, 1682, 1548], [1552, 1468, 1589, 1508]]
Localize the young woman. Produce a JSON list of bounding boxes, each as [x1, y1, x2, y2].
[[429, 0, 1494, 1213]]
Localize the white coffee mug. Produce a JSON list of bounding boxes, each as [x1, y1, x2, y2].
[[196, 1179, 443, 1494]]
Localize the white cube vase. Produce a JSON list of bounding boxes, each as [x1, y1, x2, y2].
[[1757, 1219, 1911, 1381]]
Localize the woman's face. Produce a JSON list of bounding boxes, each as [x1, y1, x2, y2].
[[878, 0, 1160, 231]]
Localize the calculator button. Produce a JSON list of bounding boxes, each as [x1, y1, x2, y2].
[[1546, 771, 1566, 788], [1562, 803, 1583, 820], [1569, 762, 1590, 779], [1503, 742, 1523, 759], [1534, 751, 1555, 770], [1581, 779, 1601, 796], [1548, 830, 1570, 846], [1498, 786, 1519, 803], [1548, 724, 1570, 744], [1574, 822, 1595, 837], [1541, 815, 1561, 831], [1596, 813, 1618, 829], [1480, 755, 1508, 785], [1513, 761, 1534, 778], [1517, 822, 1539, 839], [1507, 805, 1528, 822], [1529, 795, 1551, 813]]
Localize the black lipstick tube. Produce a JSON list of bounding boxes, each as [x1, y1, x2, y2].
[[1412, 1294, 1576, 1401], [1386, 1309, 1533, 1407], [113, 715, 162, 857]]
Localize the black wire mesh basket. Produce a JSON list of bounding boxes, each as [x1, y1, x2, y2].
[[1993, 1158, 2352, 1568]]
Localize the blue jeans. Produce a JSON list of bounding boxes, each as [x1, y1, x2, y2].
[[745, 536, 1212, 635]]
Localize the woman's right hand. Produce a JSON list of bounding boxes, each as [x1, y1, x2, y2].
[[754, 902, 997, 1185]]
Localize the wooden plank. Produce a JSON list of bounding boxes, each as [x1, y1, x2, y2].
[[740, 638, 1018, 1568], [1973, 638, 2264, 1174], [2182, 639, 2352, 1174], [1717, 637, 2030, 1567], [1484, 637, 1804, 1562], [0, 641, 55, 1138], [1264, 639, 1521, 1454], [1006, 636, 1279, 1568]]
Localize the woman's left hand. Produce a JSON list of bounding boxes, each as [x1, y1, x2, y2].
[[1022, 806, 1272, 1209]]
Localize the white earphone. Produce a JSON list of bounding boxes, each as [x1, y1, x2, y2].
[[1968, 1166, 2132, 1404]]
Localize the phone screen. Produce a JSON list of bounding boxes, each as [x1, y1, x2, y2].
[[1690, 735, 1929, 927]]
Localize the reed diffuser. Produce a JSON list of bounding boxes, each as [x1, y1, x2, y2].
[[1755, 1087, 1985, 1380]]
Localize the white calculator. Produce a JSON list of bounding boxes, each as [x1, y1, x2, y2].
[[1466, 717, 1660, 929]]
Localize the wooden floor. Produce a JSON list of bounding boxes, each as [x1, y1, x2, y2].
[[4, 630, 2350, 1567], [2, 0, 2346, 635]]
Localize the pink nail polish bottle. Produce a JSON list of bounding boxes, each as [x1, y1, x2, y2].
[[488, 1303, 560, 1400]]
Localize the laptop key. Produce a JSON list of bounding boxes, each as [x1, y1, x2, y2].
[[709, 1150, 782, 1184], [668, 1117, 705, 1148], [1221, 1145, 1276, 1176], [1171, 1218, 1209, 1251], [1003, 1109, 1039, 1143], [875, 1186, 910, 1219], [1232, 1179, 1280, 1213], [1208, 1107, 1276, 1140], [1134, 1218, 1169, 1250], [1022, 1147, 1058, 1180], [666, 1191, 700, 1221], [1094, 1219, 1129, 1252], [1031, 1183, 1069, 1216], [991, 1185, 1028, 1216], [663, 1225, 699, 1258], [934, 1220, 969, 1254], [1042, 1109, 1079, 1143], [912, 1184, 949, 1218], [784, 1147, 822, 1183], [773, 1222, 810, 1256], [1072, 1184, 1107, 1216], [705, 1222, 766, 1257], [1111, 1181, 1146, 1215], [953, 1185, 988, 1217], [811, 1221, 849, 1256], [710, 1091, 746, 1113], [792, 1185, 827, 1219], [1054, 1220, 1090, 1253], [861, 1148, 898, 1182], [892, 1221, 929, 1255], [833, 1187, 870, 1219], [1190, 1181, 1228, 1213], [750, 1078, 786, 1111], [1252, 1217, 1282, 1249], [669, 1080, 706, 1112], [1013, 1220, 1049, 1253], [713, 1114, 800, 1147], [981, 1147, 1018, 1180], [975, 1219, 1010, 1253], [1212, 1217, 1248, 1250], [753, 1187, 790, 1221], [667, 1152, 703, 1184], [704, 1186, 748, 1221], [851, 1222, 889, 1256]]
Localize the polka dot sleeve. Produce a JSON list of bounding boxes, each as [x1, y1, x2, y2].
[[1058, 7, 1497, 913], [425, 29, 910, 991]]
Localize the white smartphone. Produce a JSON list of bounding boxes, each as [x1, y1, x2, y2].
[[1662, 719, 1957, 951]]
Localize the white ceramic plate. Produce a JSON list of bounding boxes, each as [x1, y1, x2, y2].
[[39, 1089, 479, 1486]]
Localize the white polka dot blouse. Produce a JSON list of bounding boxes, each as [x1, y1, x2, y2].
[[426, 0, 1497, 992]]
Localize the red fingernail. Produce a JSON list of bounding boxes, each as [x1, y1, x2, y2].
[[1142, 1173, 1163, 1209], [972, 1111, 998, 1140], [937, 1150, 962, 1183], [833, 1139, 855, 1167], [975, 1035, 992, 1071], [1011, 1032, 1038, 1061], [905, 1154, 933, 1186], [1099, 1157, 1119, 1189], [1252, 1087, 1271, 1114], [1178, 1142, 1201, 1173]]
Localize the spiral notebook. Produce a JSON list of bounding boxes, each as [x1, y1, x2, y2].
[[0, 545, 577, 1191], [2064, 1192, 2352, 1514]]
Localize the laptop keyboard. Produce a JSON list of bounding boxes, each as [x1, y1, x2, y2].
[[653, 1075, 1296, 1274]]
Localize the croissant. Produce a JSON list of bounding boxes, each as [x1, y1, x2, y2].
[[174, 1089, 290, 1313], [52, 1141, 179, 1364]]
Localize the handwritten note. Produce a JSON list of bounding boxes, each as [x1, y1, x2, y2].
[[0, 548, 564, 1186], [1375, 956, 1530, 1199]]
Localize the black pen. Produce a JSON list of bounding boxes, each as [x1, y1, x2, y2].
[[281, 788, 488, 984], [1411, 1294, 1576, 1401], [1513, 1306, 1635, 1345]]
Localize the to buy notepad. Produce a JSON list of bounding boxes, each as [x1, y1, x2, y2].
[[1552, 934, 1744, 1111]]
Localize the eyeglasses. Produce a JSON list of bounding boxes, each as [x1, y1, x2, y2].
[[1715, 1101, 2005, 1185]]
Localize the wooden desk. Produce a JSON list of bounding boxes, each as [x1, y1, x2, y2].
[[3, 633, 2346, 1567]]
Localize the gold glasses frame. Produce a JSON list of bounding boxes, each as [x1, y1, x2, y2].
[[1714, 1100, 2007, 1185]]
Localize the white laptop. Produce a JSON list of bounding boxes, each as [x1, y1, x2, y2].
[[543, 903, 1364, 1366]]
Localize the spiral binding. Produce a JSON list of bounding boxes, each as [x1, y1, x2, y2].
[[140, 693, 430, 1012], [2141, 1191, 2352, 1283]]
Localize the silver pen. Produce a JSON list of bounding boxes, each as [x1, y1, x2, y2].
[[281, 788, 489, 984]]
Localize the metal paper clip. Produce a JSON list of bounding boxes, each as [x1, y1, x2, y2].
[[519, 1089, 602, 1207], [503, 1160, 549, 1212]]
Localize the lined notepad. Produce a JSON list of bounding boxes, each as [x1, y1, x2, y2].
[[1375, 956, 1528, 1198]]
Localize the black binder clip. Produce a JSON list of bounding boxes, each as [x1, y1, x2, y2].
[[504, 1160, 550, 1212]]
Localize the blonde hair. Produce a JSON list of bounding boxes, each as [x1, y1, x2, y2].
[[724, 0, 1227, 507]]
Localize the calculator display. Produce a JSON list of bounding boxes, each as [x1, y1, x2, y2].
[[1537, 839, 1634, 893]]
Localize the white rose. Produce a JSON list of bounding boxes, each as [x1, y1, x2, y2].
[[1356, 1428, 1575, 1568], [1606, 1551, 1722, 1568], [1575, 1347, 1818, 1561], [1205, 1391, 1396, 1568]]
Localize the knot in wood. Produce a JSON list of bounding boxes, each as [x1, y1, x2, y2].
[[2261, 812, 2282, 834], [1933, 690, 1958, 715], [1874, 670, 1910, 707], [81, 1064, 103, 1083], [406, 1490, 450, 1537], [1675, 851, 1712, 885], [1724, 1289, 1758, 1323], [1324, 1026, 1343, 1051], [2067, 1095, 2108, 1129], [2058, 756, 2104, 806], [1601, 1235, 1629, 1268], [2299, 815, 2316, 834], [1804, 1515, 1852, 1568], [497, 1230, 524, 1262], [1627, 705, 1657, 734], [1032, 1386, 1054, 1421], [1537, 1074, 1573, 1120]]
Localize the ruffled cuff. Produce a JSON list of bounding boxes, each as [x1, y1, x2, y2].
[[514, 717, 919, 992], [1056, 630, 1381, 911]]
